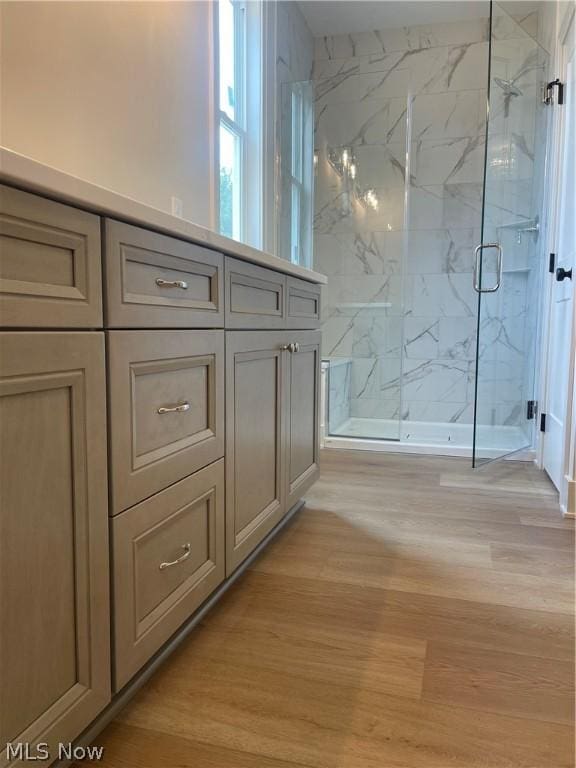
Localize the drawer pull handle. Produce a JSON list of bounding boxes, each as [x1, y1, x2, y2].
[[157, 401, 190, 414], [155, 278, 188, 289], [280, 343, 299, 353], [159, 543, 191, 570]]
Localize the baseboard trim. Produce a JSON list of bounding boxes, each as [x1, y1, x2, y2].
[[565, 478, 576, 518], [57, 498, 305, 766]]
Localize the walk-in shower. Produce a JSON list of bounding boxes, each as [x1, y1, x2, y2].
[[278, 0, 551, 461]]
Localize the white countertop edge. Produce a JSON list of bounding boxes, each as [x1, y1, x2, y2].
[[0, 148, 327, 285]]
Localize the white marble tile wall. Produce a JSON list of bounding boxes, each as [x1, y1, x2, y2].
[[314, 10, 546, 434]]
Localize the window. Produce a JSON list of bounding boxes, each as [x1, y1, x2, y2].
[[290, 87, 304, 264], [217, 0, 262, 247], [278, 81, 314, 267]]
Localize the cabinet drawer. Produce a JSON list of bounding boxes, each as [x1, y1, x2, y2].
[[105, 220, 223, 328], [112, 460, 225, 689], [0, 185, 102, 328], [225, 257, 286, 328], [286, 277, 321, 329], [108, 330, 224, 513]]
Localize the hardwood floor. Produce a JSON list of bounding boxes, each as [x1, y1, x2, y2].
[[95, 450, 575, 767]]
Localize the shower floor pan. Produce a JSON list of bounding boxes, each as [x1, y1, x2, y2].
[[325, 417, 533, 459]]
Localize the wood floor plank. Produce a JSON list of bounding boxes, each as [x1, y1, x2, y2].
[[518, 509, 576, 529], [298, 503, 575, 551], [145, 613, 426, 701], [422, 641, 576, 725], [491, 542, 576, 577], [94, 722, 311, 768], [318, 549, 575, 613], [439, 472, 558, 497], [254, 529, 495, 572]]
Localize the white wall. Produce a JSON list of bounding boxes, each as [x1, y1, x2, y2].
[[0, 1, 214, 227]]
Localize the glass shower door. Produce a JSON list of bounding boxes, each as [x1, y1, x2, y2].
[[472, 2, 548, 466]]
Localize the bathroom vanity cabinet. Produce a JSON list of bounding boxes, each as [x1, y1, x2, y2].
[[0, 173, 324, 767]]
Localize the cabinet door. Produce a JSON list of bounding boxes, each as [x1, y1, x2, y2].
[[0, 332, 110, 767], [286, 331, 321, 510], [225, 332, 287, 575]]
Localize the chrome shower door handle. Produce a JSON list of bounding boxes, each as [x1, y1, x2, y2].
[[473, 243, 503, 293]]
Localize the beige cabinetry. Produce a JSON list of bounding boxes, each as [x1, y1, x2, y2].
[[107, 330, 225, 514], [225, 257, 286, 329], [286, 331, 321, 509], [225, 330, 321, 575], [225, 332, 287, 575], [0, 332, 110, 766], [286, 277, 321, 329], [112, 460, 225, 689], [104, 220, 223, 328], [0, 185, 103, 328]]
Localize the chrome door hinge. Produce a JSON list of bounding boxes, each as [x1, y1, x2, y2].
[[540, 413, 547, 432]]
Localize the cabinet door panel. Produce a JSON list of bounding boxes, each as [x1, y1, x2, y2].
[[225, 258, 286, 329], [286, 331, 321, 509], [0, 185, 102, 328], [0, 332, 110, 767], [286, 277, 321, 329], [225, 332, 287, 574]]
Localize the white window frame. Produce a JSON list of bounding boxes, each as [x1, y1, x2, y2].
[[282, 81, 313, 268], [290, 86, 305, 265]]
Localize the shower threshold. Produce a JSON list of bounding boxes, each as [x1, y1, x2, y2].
[[325, 417, 534, 459]]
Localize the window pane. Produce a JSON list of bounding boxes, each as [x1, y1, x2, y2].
[[220, 123, 241, 240], [291, 88, 303, 182], [279, 81, 314, 266], [219, 0, 236, 121], [291, 182, 301, 264]]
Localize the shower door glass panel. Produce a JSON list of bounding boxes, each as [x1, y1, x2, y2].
[[473, 2, 548, 465], [313, 70, 407, 441]]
